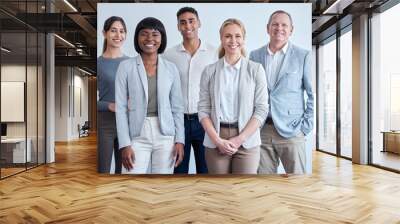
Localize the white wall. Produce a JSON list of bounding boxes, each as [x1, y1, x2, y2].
[[71, 73, 89, 138], [1, 64, 46, 164], [54, 67, 89, 141], [1, 65, 35, 138], [55, 66, 69, 141], [97, 3, 312, 57]]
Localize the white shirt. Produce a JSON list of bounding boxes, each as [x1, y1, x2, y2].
[[219, 57, 241, 123], [265, 42, 288, 119], [265, 42, 288, 90], [163, 41, 217, 114]]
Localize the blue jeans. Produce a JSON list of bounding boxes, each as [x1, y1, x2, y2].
[[174, 115, 208, 174]]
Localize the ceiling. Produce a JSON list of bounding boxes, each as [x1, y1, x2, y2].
[[0, 0, 393, 75]]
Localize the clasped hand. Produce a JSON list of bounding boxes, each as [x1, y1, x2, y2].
[[215, 135, 244, 156]]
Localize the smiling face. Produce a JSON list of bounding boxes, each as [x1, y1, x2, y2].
[[103, 21, 126, 49], [220, 24, 244, 57], [178, 12, 200, 41], [137, 28, 161, 55], [267, 12, 293, 45]]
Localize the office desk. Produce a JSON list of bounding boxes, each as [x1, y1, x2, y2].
[[382, 131, 400, 154], [1, 138, 31, 163]]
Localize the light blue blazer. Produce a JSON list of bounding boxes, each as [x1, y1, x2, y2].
[[198, 58, 269, 149], [115, 55, 185, 149], [249, 42, 314, 138]]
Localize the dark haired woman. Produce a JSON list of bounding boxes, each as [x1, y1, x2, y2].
[[115, 17, 184, 174], [97, 16, 128, 173]]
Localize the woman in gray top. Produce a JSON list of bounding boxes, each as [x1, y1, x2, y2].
[[115, 17, 184, 174], [97, 16, 129, 173]]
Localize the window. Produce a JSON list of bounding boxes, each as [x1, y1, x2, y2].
[[371, 3, 400, 171], [339, 29, 352, 158], [317, 37, 337, 155]]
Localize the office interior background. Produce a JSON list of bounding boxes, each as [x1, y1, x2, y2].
[[0, 0, 400, 222], [1, 0, 399, 178]]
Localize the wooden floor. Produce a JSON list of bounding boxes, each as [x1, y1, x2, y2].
[[1, 135, 400, 223], [0, 167, 26, 177], [372, 150, 400, 171]]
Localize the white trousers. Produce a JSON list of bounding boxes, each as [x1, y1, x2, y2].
[[122, 117, 175, 174]]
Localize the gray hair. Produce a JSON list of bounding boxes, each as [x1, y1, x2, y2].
[[267, 10, 293, 28]]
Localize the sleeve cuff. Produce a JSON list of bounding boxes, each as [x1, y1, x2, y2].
[[175, 137, 185, 145], [97, 101, 109, 112], [118, 140, 131, 150], [198, 111, 210, 122], [252, 114, 266, 127]]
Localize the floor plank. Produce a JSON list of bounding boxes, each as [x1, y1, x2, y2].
[[1, 134, 400, 223]]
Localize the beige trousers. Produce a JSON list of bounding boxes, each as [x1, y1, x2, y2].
[[205, 127, 260, 174], [259, 123, 306, 174]]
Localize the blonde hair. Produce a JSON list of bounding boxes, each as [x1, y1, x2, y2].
[[218, 18, 246, 59]]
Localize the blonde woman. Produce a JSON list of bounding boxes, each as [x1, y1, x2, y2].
[[198, 19, 268, 174]]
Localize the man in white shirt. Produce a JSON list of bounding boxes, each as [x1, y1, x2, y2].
[[164, 7, 217, 174], [250, 10, 314, 174]]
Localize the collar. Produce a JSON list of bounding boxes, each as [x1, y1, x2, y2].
[[178, 39, 206, 52], [267, 42, 289, 55], [223, 56, 241, 70]]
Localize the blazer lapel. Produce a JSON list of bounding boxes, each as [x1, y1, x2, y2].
[[156, 55, 166, 110], [136, 55, 148, 102], [261, 45, 268, 71], [238, 58, 248, 122], [214, 58, 224, 125], [260, 45, 271, 91], [273, 42, 293, 90]]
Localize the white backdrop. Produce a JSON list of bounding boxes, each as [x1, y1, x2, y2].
[[98, 3, 313, 174], [97, 3, 311, 57]]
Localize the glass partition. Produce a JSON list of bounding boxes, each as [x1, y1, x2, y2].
[[0, 1, 46, 179], [339, 29, 352, 158], [27, 31, 38, 169], [317, 37, 337, 155], [371, 4, 400, 171], [1, 31, 28, 177], [38, 32, 45, 165]]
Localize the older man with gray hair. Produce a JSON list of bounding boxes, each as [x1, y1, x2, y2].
[[250, 10, 314, 174]]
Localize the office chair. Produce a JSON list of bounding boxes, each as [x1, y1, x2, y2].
[[79, 121, 90, 138]]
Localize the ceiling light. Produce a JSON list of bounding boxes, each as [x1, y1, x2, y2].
[[63, 0, 78, 12], [54, 34, 75, 48], [322, 0, 354, 15], [78, 67, 92, 76], [1, 47, 11, 53]]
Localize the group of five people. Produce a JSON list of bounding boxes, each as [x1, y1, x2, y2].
[[97, 7, 314, 175]]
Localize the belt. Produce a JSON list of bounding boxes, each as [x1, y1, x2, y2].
[[220, 122, 239, 128], [265, 117, 273, 125], [184, 113, 198, 120]]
